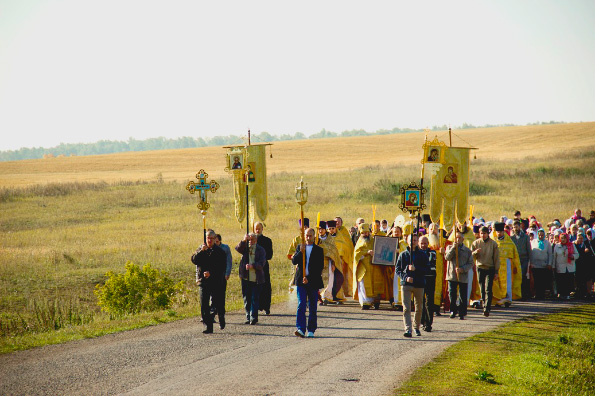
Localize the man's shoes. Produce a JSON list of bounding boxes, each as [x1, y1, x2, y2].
[[459, 316, 465, 320], [483, 310, 490, 317], [265, 310, 270, 315], [306, 331, 314, 338], [434, 311, 441, 316], [202, 328, 213, 334], [504, 302, 511, 308], [362, 305, 371, 310], [219, 318, 226, 330], [250, 319, 258, 325], [423, 326, 432, 332], [295, 329, 305, 338], [373, 302, 380, 310], [414, 329, 422, 336], [244, 320, 250, 324], [403, 331, 412, 338], [449, 312, 456, 319]]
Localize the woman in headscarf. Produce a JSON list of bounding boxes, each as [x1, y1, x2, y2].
[[553, 233, 579, 299], [530, 229, 552, 299]]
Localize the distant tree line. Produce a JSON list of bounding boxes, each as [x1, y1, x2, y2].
[[0, 121, 566, 162]]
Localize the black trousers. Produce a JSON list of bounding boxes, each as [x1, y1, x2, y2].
[[332, 268, 345, 299], [259, 262, 272, 313], [555, 272, 574, 298], [478, 268, 495, 312], [448, 280, 468, 317], [421, 275, 436, 328], [532, 267, 548, 299], [200, 281, 224, 330]]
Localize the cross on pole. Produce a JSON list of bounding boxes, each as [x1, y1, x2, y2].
[[186, 169, 219, 243]]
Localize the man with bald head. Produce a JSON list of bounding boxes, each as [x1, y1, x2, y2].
[[236, 232, 267, 325], [292, 228, 324, 338], [396, 234, 429, 337], [254, 222, 274, 315]]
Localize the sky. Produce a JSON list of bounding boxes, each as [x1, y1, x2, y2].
[[0, 0, 594, 151]]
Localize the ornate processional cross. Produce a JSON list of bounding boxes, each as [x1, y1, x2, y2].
[[186, 169, 220, 212]]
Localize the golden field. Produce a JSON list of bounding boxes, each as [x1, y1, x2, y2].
[[1, 122, 594, 187], [0, 122, 594, 353]]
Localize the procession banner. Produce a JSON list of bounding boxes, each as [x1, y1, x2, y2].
[[225, 144, 269, 224]]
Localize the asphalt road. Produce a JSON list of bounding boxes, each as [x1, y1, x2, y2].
[[0, 298, 579, 396]]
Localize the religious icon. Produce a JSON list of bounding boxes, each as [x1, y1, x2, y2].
[[405, 190, 420, 207], [443, 165, 458, 184], [398, 181, 426, 214], [372, 236, 399, 266], [427, 147, 440, 162], [242, 162, 256, 183], [231, 155, 243, 170]]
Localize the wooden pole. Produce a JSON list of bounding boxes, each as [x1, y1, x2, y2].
[[203, 213, 207, 244], [245, 181, 250, 235], [454, 200, 459, 280], [300, 206, 306, 279]]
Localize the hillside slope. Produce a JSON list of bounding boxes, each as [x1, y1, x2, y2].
[[1, 122, 593, 187]]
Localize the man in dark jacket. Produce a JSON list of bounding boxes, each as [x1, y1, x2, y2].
[[445, 232, 474, 320], [419, 235, 437, 332], [236, 233, 267, 325], [396, 234, 428, 338], [292, 228, 324, 338], [254, 222, 274, 315], [191, 230, 227, 334]]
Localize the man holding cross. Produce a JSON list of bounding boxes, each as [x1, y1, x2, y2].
[[191, 230, 227, 334]]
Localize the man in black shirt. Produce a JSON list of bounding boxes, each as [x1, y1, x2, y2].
[[191, 230, 227, 334], [419, 236, 437, 332]]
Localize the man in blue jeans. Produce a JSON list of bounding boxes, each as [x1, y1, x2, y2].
[[396, 234, 429, 338], [292, 228, 324, 338]]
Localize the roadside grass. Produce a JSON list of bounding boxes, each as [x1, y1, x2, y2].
[[0, 132, 594, 353], [395, 303, 595, 395]]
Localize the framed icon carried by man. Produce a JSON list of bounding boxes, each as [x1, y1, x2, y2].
[[372, 236, 399, 266]]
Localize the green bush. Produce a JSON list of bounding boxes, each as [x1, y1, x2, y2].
[[94, 261, 184, 316]]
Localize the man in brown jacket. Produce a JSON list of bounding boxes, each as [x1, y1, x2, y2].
[[471, 226, 500, 317]]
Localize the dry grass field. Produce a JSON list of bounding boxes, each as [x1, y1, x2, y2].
[[0, 122, 594, 353], [1, 122, 594, 187]]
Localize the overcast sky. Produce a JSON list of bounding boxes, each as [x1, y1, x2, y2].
[[0, 0, 594, 151]]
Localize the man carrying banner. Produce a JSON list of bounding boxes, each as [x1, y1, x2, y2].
[[236, 233, 267, 325], [254, 222, 274, 315]]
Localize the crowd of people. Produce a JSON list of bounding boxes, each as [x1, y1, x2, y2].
[[191, 209, 595, 338]]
